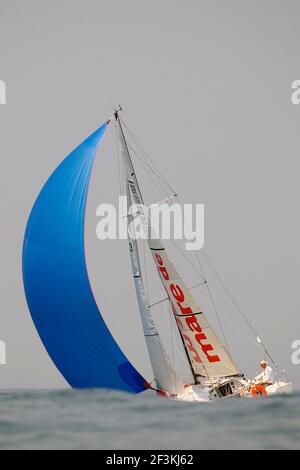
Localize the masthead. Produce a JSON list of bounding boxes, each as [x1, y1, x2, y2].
[[114, 105, 123, 119]]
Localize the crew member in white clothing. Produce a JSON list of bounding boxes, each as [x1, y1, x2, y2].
[[255, 361, 274, 386]]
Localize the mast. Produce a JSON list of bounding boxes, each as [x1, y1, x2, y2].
[[115, 109, 186, 394]]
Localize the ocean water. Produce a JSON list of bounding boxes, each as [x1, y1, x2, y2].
[[0, 389, 299, 450]]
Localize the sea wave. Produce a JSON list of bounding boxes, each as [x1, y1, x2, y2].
[[0, 389, 299, 450]]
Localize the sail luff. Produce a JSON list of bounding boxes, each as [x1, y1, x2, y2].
[[126, 179, 185, 394]]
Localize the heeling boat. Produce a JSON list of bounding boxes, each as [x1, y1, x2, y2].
[[114, 109, 292, 401], [23, 109, 292, 401]]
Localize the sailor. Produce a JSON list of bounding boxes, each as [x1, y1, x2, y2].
[[254, 360, 274, 386]]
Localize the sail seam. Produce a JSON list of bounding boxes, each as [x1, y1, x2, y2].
[[174, 312, 203, 318]]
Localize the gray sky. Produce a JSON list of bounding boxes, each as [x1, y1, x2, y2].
[[0, 0, 299, 389]]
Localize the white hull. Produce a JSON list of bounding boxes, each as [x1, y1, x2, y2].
[[168, 373, 293, 403], [265, 382, 293, 396], [177, 385, 211, 403]]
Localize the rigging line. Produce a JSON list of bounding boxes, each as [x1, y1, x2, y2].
[[166, 290, 212, 383], [120, 117, 178, 196], [120, 120, 208, 284], [127, 137, 172, 200], [121, 119, 265, 360], [200, 250, 277, 366], [204, 282, 233, 359], [142, 239, 150, 305], [127, 138, 244, 362], [145, 213, 201, 383], [162, 233, 206, 284], [193, 249, 233, 359], [114, 124, 123, 195], [126, 177, 208, 379], [127, 183, 177, 389], [120, 117, 199, 386], [129, 181, 177, 390], [122, 119, 174, 196], [176, 193, 233, 359], [127, 143, 168, 200], [145, 201, 207, 283]]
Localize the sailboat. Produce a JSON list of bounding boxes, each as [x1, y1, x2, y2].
[[22, 108, 292, 401]]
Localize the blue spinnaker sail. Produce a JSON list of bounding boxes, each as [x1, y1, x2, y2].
[[22, 122, 146, 393]]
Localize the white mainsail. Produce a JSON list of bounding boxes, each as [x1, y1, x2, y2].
[[116, 113, 185, 394], [116, 112, 240, 382]]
